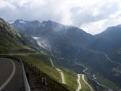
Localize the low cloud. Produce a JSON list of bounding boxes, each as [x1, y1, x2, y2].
[[0, 0, 121, 34]]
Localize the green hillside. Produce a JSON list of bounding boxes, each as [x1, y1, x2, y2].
[[0, 18, 95, 91], [0, 18, 69, 91], [20, 53, 94, 91]]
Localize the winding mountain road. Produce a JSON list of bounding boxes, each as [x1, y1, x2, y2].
[[55, 68, 66, 84], [76, 74, 82, 91], [49, 58, 66, 84], [82, 74, 94, 91], [104, 53, 121, 66], [0, 58, 25, 91]]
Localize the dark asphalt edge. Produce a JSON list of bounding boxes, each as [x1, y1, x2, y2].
[[0, 55, 31, 91]]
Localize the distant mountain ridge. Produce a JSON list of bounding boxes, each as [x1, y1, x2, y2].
[[92, 25, 121, 64], [0, 18, 73, 91], [12, 19, 121, 90]]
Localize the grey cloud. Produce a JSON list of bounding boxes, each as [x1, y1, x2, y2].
[[71, 1, 119, 26], [0, 0, 62, 22], [0, 0, 121, 34]]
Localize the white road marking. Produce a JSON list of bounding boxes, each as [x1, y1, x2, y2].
[[82, 74, 94, 91], [76, 74, 82, 91], [0, 59, 16, 91]]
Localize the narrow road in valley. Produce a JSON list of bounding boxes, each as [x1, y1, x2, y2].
[[75, 61, 108, 90], [104, 53, 121, 66], [82, 74, 94, 91], [92, 74, 108, 88], [76, 74, 82, 91], [75, 62, 88, 73], [0, 58, 25, 91], [50, 58, 66, 84]]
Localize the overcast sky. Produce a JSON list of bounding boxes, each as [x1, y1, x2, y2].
[[0, 0, 121, 34]]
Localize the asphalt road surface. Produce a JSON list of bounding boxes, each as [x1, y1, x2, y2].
[[0, 58, 25, 91]]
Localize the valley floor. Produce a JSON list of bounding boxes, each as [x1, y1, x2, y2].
[[49, 57, 94, 91]]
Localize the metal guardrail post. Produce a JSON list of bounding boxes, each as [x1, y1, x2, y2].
[[21, 59, 31, 91]]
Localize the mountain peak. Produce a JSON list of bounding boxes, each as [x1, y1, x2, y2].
[[41, 20, 64, 28], [0, 18, 5, 23], [116, 24, 121, 28], [0, 18, 11, 33], [42, 20, 59, 24], [14, 19, 27, 24]]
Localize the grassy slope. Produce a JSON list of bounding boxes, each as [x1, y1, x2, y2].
[[64, 72, 77, 91], [0, 18, 23, 53], [21, 54, 75, 90], [96, 74, 118, 90], [80, 75, 92, 91], [0, 18, 37, 54], [22, 54, 62, 82], [20, 53, 93, 91]]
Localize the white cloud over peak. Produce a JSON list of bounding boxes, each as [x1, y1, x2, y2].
[[0, 0, 121, 34]]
